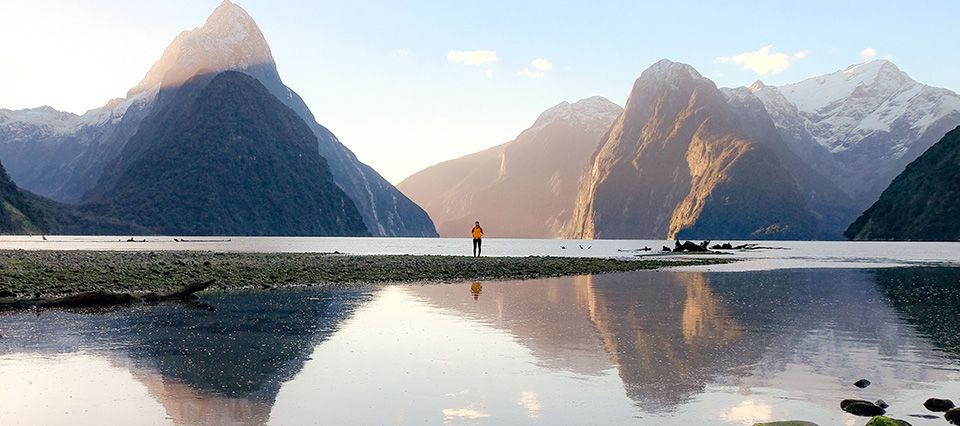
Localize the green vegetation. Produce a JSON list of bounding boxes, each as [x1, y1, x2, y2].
[[847, 126, 960, 240], [80, 71, 368, 236]]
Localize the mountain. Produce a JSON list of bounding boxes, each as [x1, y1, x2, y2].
[[81, 71, 368, 236], [567, 60, 822, 240], [397, 97, 622, 238], [845, 126, 960, 241], [753, 60, 960, 207], [0, 160, 46, 233], [0, 158, 147, 235], [0, 0, 436, 237]]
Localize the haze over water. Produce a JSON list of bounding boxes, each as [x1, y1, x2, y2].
[[2, 261, 960, 425]]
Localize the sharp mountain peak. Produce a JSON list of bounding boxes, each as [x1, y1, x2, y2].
[[130, 0, 274, 96]]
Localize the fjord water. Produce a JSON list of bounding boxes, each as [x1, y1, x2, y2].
[[2, 236, 960, 271], [2, 267, 960, 425]]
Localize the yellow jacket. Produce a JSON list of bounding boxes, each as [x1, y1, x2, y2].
[[472, 225, 484, 239]]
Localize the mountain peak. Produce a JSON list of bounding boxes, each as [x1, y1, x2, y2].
[[643, 59, 703, 81], [749, 80, 767, 93], [130, 0, 274, 95], [531, 96, 622, 134], [778, 59, 918, 114]]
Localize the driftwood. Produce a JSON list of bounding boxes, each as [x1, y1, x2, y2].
[[0, 279, 215, 311]]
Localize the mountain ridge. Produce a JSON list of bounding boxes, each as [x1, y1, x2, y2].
[[398, 96, 622, 238]]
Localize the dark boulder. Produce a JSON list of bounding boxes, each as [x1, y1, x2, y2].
[[841, 399, 885, 416], [854, 379, 871, 388], [876, 399, 889, 409], [924, 398, 955, 412], [945, 407, 960, 424]]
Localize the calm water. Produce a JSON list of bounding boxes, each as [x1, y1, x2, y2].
[[2, 235, 960, 271], [2, 268, 960, 425]]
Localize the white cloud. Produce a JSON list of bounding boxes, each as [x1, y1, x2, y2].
[[518, 68, 545, 79], [531, 58, 553, 71], [860, 47, 878, 61], [395, 48, 410, 57], [715, 45, 809, 75], [485, 69, 494, 79], [447, 50, 498, 65], [519, 58, 553, 79]]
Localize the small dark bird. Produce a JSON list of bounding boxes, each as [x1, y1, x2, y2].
[[560, 246, 566, 249], [42, 235, 47, 241]]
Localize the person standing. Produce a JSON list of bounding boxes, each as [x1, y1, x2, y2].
[[471, 221, 484, 257]]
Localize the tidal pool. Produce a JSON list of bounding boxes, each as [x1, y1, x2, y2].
[[2, 268, 959, 425]]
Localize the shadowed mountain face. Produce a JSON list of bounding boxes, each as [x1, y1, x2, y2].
[[80, 71, 368, 236], [0, 0, 436, 236], [398, 97, 622, 238], [567, 60, 819, 240], [846, 126, 960, 240], [0, 161, 45, 233]]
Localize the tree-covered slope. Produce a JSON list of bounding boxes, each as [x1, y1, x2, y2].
[[846, 126, 960, 241], [82, 71, 369, 237]]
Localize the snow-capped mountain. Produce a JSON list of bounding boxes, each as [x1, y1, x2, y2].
[[398, 96, 622, 238], [0, 0, 436, 236], [752, 60, 960, 206]]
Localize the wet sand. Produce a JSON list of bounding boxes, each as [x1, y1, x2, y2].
[[0, 250, 729, 298]]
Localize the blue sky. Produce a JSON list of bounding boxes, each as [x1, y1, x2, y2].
[[2, 0, 958, 182]]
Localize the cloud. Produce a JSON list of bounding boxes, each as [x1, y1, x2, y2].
[[531, 58, 553, 71], [395, 48, 410, 57], [447, 50, 498, 65], [519, 58, 553, 79], [860, 47, 878, 61], [715, 45, 809, 75], [518, 68, 545, 79], [485, 69, 494, 79]]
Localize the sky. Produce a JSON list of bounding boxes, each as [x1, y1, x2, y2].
[[2, 0, 959, 183]]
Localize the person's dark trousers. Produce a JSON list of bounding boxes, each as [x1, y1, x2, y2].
[[473, 238, 482, 257]]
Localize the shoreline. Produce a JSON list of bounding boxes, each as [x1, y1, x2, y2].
[[0, 250, 731, 300]]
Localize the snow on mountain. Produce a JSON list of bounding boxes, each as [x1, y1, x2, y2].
[[772, 60, 960, 156], [749, 59, 960, 207], [529, 96, 622, 137]]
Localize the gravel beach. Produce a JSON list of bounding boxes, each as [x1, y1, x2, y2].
[[0, 250, 729, 298]]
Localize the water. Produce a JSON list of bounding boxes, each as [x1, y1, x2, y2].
[[2, 235, 960, 271], [2, 267, 959, 425]]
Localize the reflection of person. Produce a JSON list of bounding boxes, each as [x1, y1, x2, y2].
[[471, 221, 484, 257], [470, 282, 482, 301]]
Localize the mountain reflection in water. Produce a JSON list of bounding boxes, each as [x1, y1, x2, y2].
[[0, 289, 370, 425], [2, 268, 960, 425]]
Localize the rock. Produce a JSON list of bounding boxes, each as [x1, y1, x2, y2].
[[0, 290, 15, 298], [661, 246, 672, 252], [854, 379, 871, 388], [673, 240, 709, 253], [946, 407, 960, 425], [924, 398, 955, 412], [876, 399, 889, 409], [753, 422, 819, 426], [841, 399, 886, 416], [865, 416, 912, 426]]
